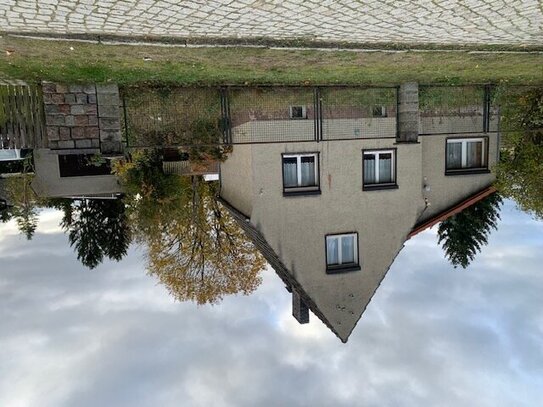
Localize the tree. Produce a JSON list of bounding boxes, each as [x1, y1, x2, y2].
[[494, 87, 543, 218], [57, 198, 131, 269], [114, 149, 265, 304], [437, 193, 503, 269], [1, 173, 39, 240]]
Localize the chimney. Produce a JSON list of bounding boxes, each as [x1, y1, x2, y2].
[[292, 289, 309, 324]]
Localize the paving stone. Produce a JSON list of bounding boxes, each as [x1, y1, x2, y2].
[[3, 2, 541, 49]]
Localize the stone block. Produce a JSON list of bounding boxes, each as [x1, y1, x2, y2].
[[97, 93, 119, 106], [64, 93, 76, 104], [50, 93, 64, 104], [59, 127, 71, 140], [75, 115, 88, 126], [75, 93, 88, 104], [47, 126, 59, 141], [48, 140, 59, 149], [72, 127, 86, 139], [99, 104, 120, 118], [71, 105, 85, 115], [58, 104, 71, 114], [91, 138, 100, 148], [44, 104, 59, 114], [55, 84, 68, 93], [86, 127, 100, 138], [87, 94, 97, 104], [100, 129, 120, 142], [96, 83, 118, 94], [88, 115, 98, 126], [83, 85, 96, 94], [41, 82, 56, 93], [65, 115, 75, 126], [58, 140, 75, 149], [100, 140, 123, 154], [46, 114, 65, 126], [85, 104, 98, 115], [69, 85, 83, 93], [99, 117, 120, 130], [75, 139, 93, 149]]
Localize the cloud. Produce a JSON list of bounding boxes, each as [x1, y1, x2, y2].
[[1, 202, 542, 407]]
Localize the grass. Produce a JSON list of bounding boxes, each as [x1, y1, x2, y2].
[[1, 36, 543, 86]]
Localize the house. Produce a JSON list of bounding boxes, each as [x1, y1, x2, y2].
[[219, 83, 499, 342]]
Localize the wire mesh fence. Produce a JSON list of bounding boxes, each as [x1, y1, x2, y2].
[[121, 84, 516, 148], [122, 87, 224, 147], [419, 85, 490, 135], [229, 87, 316, 143], [320, 87, 397, 140]]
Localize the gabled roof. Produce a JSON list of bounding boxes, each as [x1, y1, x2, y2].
[[408, 186, 497, 239]]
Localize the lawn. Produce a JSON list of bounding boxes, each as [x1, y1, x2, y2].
[[1, 36, 542, 86]]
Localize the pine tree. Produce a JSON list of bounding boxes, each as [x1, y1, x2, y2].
[[437, 193, 503, 269]]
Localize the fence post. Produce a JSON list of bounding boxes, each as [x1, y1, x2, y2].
[[220, 87, 231, 144], [483, 84, 492, 133], [313, 87, 322, 142], [122, 93, 129, 148]]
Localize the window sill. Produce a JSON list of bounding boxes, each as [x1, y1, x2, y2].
[[326, 264, 361, 274], [363, 183, 398, 191], [283, 189, 321, 197], [445, 168, 490, 176]]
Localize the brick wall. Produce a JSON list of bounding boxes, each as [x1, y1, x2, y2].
[[42, 82, 122, 154]]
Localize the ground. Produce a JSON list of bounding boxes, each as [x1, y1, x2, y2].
[[1, 0, 543, 48], [1, 36, 543, 86]]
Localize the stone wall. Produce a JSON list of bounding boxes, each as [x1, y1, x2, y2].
[[42, 82, 122, 154]]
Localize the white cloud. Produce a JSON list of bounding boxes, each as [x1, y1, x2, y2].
[[1, 201, 543, 407]]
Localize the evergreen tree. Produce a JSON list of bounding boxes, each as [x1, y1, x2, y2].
[[60, 199, 131, 269], [437, 193, 503, 269]]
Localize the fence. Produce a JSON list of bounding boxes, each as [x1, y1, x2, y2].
[[0, 83, 45, 149], [419, 85, 496, 135], [120, 85, 517, 147], [122, 87, 224, 148], [122, 86, 399, 147]]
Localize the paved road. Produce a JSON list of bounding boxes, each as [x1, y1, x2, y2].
[[1, 1, 542, 46]]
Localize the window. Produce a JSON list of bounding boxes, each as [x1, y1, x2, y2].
[[372, 105, 387, 117], [363, 149, 397, 190], [282, 153, 320, 195], [289, 105, 307, 119], [446, 138, 487, 173], [326, 233, 360, 273], [58, 154, 111, 177]]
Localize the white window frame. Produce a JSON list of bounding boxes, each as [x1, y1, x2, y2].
[[363, 149, 395, 185], [282, 153, 318, 188], [446, 138, 486, 170], [326, 233, 358, 267], [289, 105, 307, 119]]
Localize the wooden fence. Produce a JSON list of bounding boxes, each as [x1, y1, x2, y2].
[[0, 83, 45, 149]]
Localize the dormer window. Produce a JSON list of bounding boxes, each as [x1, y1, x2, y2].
[[289, 105, 307, 119]]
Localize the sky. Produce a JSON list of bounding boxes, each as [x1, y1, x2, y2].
[[1, 201, 542, 407]]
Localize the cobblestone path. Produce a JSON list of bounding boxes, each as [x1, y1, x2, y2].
[[1, 1, 542, 46]]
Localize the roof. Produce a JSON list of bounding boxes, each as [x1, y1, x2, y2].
[[408, 185, 497, 239]]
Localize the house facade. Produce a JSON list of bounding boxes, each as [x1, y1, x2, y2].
[[219, 83, 499, 342]]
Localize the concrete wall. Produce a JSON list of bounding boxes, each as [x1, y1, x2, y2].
[[220, 144, 253, 217], [31, 149, 122, 198], [419, 133, 498, 222]]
